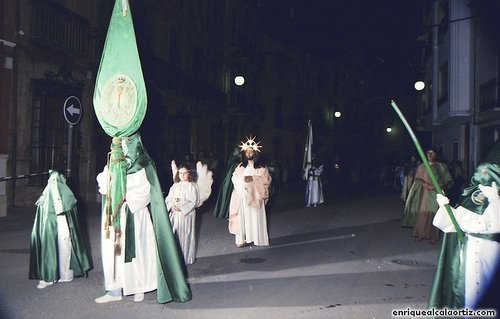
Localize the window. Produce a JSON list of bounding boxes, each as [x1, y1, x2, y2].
[[479, 79, 498, 111], [423, 80, 432, 115], [438, 62, 448, 105], [437, 0, 449, 44], [30, 80, 81, 185], [453, 140, 459, 161]]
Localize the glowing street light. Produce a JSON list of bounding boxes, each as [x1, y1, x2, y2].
[[414, 81, 425, 91], [334, 111, 342, 118], [234, 75, 245, 86]]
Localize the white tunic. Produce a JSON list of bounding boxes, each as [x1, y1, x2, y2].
[[97, 167, 158, 296], [56, 214, 74, 281], [165, 181, 199, 264], [229, 164, 271, 246], [433, 195, 500, 308], [306, 166, 324, 207], [50, 177, 74, 282]]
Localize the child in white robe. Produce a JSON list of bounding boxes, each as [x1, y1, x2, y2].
[[165, 165, 199, 265]]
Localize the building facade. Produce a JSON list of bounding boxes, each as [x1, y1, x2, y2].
[[1, 0, 343, 214], [0, 0, 107, 216], [418, 0, 500, 175]]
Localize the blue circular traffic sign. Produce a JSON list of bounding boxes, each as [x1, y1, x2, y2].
[[63, 96, 82, 125]]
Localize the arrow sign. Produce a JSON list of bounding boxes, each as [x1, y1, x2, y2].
[[63, 96, 82, 125]]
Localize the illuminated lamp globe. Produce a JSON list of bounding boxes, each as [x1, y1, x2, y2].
[[334, 111, 342, 118], [234, 75, 245, 86], [414, 81, 425, 91]]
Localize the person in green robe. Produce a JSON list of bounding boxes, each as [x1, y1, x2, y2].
[[402, 148, 453, 245], [29, 170, 92, 289], [429, 160, 500, 312], [94, 132, 191, 304], [211, 147, 241, 219]]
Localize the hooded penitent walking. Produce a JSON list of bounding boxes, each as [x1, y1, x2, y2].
[[29, 170, 92, 289], [92, 0, 190, 304]]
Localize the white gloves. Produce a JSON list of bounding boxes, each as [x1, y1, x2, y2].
[[478, 181, 499, 200], [436, 193, 450, 208], [96, 165, 109, 194], [171, 160, 178, 181]]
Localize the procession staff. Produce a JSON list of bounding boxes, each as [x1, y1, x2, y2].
[[390, 100, 468, 312]]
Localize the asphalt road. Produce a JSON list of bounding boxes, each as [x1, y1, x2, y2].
[[0, 184, 440, 319]]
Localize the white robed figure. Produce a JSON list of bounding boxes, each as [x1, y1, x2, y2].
[[306, 165, 324, 207], [434, 178, 500, 308], [167, 161, 212, 264], [97, 166, 158, 301], [92, 0, 191, 304], [228, 136, 272, 247]]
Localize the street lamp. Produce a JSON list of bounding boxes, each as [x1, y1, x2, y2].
[[414, 81, 425, 91], [234, 75, 245, 86], [326, 109, 341, 125]]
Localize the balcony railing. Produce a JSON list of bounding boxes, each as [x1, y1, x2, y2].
[[31, 2, 93, 59]]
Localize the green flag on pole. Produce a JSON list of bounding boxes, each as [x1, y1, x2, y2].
[[93, 0, 147, 138], [303, 120, 313, 180], [92, 0, 192, 304], [92, 0, 146, 250]]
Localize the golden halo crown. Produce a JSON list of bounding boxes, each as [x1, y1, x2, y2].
[[239, 136, 262, 152]]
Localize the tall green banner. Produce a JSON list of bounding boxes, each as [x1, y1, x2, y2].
[[92, 0, 146, 243], [93, 0, 147, 138]]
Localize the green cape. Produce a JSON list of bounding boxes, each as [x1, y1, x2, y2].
[[211, 147, 241, 219], [29, 171, 92, 282], [427, 233, 466, 311], [402, 162, 452, 227], [123, 132, 191, 303], [428, 140, 500, 312]]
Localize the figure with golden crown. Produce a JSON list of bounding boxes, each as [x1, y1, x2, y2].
[[228, 136, 272, 247]]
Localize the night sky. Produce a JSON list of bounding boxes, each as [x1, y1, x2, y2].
[[257, 0, 423, 96], [253, 1, 426, 165], [130, 1, 426, 170]]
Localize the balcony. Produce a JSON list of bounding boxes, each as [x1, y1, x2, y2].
[[31, 2, 94, 60]]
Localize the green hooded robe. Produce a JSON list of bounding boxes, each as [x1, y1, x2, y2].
[[29, 170, 92, 282], [120, 132, 191, 303], [211, 147, 241, 219], [428, 155, 500, 312]]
